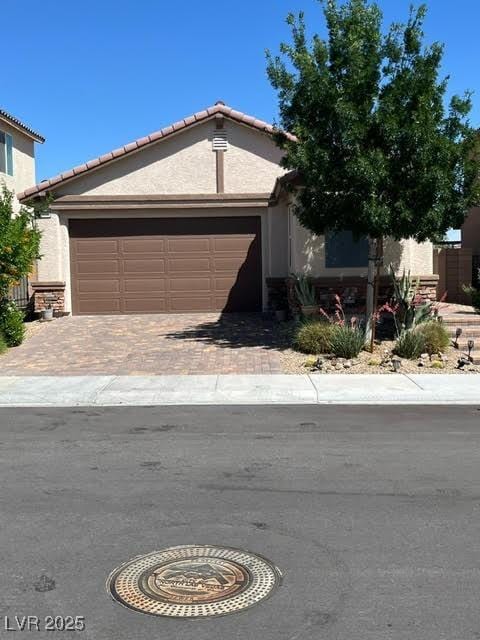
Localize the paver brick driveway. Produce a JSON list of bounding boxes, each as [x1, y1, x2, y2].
[[0, 314, 287, 375]]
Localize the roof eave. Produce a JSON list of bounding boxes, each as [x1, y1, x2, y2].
[[18, 102, 296, 202], [0, 110, 45, 143]]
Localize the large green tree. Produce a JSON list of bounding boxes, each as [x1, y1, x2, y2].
[[267, 0, 480, 343], [0, 185, 41, 298]]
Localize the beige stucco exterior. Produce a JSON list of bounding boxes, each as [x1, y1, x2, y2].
[[287, 202, 433, 278], [32, 114, 435, 313], [54, 121, 285, 198], [0, 118, 37, 212]]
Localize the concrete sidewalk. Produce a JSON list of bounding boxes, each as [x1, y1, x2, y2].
[[0, 374, 478, 406]]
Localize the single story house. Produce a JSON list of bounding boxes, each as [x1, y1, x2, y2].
[[19, 102, 437, 316]]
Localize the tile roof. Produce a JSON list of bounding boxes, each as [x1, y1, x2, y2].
[[0, 108, 45, 143], [18, 102, 296, 201]]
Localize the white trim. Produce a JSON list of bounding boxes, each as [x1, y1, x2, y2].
[[288, 205, 297, 273], [0, 129, 14, 177]]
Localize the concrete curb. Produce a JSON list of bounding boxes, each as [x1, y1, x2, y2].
[[0, 374, 478, 406]]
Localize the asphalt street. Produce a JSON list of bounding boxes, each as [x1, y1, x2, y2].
[[0, 405, 479, 639]]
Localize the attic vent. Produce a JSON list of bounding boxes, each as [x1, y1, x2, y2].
[[212, 130, 228, 151]]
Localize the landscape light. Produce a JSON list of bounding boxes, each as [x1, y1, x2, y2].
[[468, 339, 475, 361]]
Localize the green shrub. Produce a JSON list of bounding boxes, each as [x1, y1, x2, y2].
[[0, 333, 7, 355], [393, 330, 425, 359], [415, 321, 450, 355], [293, 320, 334, 354], [463, 285, 480, 313], [0, 300, 25, 347], [330, 326, 365, 359]]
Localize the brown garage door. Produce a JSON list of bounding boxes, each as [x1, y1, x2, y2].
[[69, 217, 262, 315]]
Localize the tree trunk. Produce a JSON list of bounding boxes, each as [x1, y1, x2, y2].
[[365, 237, 384, 350], [365, 237, 378, 348], [369, 238, 384, 351]]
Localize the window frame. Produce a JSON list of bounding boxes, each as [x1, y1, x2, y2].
[[324, 230, 369, 269], [0, 130, 14, 176]]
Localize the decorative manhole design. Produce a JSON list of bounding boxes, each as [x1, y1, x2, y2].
[[107, 545, 281, 618]]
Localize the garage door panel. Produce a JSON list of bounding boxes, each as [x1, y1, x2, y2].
[[122, 238, 165, 254], [167, 238, 210, 253], [124, 278, 166, 293], [214, 276, 239, 292], [77, 298, 121, 313], [168, 258, 211, 273], [213, 257, 248, 271], [124, 298, 167, 313], [169, 278, 212, 292], [70, 217, 261, 315], [75, 239, 119, 254], [77, 279, 120, 293], [213, 236, 255, 252], [77, 260, 119, 274], [123, 259, 165, 274], [169, 297, 215, 312]]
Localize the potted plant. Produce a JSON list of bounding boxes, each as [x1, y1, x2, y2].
[[41, 304, 54, 321], [293, 274, 317, 317]]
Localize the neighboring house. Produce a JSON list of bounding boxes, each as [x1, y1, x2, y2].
[[18, 102, 435, 316], [462, 208, 480, 253], [0, 108, 44, 210]]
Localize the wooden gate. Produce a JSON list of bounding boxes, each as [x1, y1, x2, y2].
[[433, 247, 472, 304]]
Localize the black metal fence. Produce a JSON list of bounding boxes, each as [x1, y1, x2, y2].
[[9, 276, 30, 310]]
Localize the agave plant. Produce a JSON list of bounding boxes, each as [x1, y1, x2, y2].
[[293, 274, 316, 307], [389, 265, 433, 334]]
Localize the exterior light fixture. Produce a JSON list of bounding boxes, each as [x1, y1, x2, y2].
[[468, 339, 475, 362]]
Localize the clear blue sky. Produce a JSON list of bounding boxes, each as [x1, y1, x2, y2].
[[4, 0, 480, 194]]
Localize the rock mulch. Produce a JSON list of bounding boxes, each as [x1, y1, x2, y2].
[[279, 339, 479, 375]]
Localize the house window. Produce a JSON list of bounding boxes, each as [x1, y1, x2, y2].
[[325, 230, 369, 268], [0, 131, 13, 176]]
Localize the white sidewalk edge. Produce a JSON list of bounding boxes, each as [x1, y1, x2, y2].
[[0, 374, 478, 406]]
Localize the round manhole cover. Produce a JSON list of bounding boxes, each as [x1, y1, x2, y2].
[[107, 545, 281, 618]]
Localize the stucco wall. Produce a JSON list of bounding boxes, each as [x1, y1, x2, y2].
[[36, 215, 62, 281], [54, 120, 285, 197], [289, 211, 433, 277], [268, 201, 289, 278], [224, 123, 285, 193], [0, 119, 36, 211]]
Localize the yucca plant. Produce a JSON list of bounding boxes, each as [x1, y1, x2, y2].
[[389, 265, 433, 334], [293, 274, 316, 307]]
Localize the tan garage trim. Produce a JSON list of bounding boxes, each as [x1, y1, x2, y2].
[[51, 193, 272, 210]]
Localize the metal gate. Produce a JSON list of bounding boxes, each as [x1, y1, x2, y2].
[[9, 276, 30, 310]]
